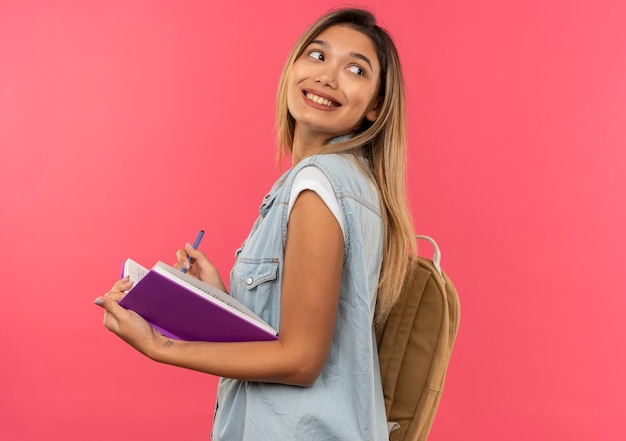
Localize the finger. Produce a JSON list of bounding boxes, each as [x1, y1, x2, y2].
[[112, 276, 133, 291], [185, 243, 207, 262], [175, 248, 187, 261], [94, 295, 127, 323], [106, 290, 125, 302], [95, 297, 122, 333], [175, 248, 190, 270], [94, 295, 121, 311]]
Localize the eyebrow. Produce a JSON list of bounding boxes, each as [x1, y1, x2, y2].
[[310, 39, 374, 71]]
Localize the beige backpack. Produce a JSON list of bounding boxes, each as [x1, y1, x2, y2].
[[377, 235, 461, 441]]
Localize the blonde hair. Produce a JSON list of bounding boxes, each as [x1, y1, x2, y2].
[[276, 8, 417, 327]]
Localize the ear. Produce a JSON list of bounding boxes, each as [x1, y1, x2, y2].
[[365, 108, 379, 122], [365, 97, 381, 122]]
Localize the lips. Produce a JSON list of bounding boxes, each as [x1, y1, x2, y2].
[[304, 91, 340, 108]]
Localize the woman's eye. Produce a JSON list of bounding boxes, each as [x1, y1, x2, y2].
[[308, 50, 324, 61], [348, 65, 365, 76]]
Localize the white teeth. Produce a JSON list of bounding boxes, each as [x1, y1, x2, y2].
[[306, 92, 336, 108]]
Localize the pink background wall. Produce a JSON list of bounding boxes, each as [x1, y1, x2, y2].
[[1, 1, 624, 439]]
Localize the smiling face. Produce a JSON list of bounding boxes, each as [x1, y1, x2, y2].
[[286, 25, 381, 150]]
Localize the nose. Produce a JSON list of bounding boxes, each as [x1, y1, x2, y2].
[[315, 66, 337, 89]]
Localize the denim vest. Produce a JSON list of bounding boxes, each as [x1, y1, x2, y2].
[[213, 153, 388, 441]]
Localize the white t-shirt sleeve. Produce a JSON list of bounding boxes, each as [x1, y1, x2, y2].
[[287, 166, 345, 238]]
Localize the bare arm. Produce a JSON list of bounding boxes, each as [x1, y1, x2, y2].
[[96, 190, 343, 386]]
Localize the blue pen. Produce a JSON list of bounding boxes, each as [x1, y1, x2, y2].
[[182, 230, 204, 273]]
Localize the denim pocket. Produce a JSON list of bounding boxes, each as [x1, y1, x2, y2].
[[231, 257, 280, 329], [233, 257, 279, 290]]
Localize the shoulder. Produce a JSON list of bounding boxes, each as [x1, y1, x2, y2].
[[300, 154, 381, 216], [298, 154, 370, 186]]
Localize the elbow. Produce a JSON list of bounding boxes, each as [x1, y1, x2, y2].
[[286, 360, 324, 387], [275, 337, 330, 387], [289, 370, 320, 388]]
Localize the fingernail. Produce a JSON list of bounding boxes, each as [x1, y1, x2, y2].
[[94, 298, 105, 306], [185, 242, 193, 249], [183, 261, 191, 270]]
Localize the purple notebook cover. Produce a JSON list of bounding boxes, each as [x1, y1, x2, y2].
[[119, 270, 277, 342]]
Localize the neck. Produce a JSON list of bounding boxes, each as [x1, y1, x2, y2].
[[291, 127, 329, 166]]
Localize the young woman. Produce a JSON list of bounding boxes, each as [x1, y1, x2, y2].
[[95, 8, 416, 440]]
